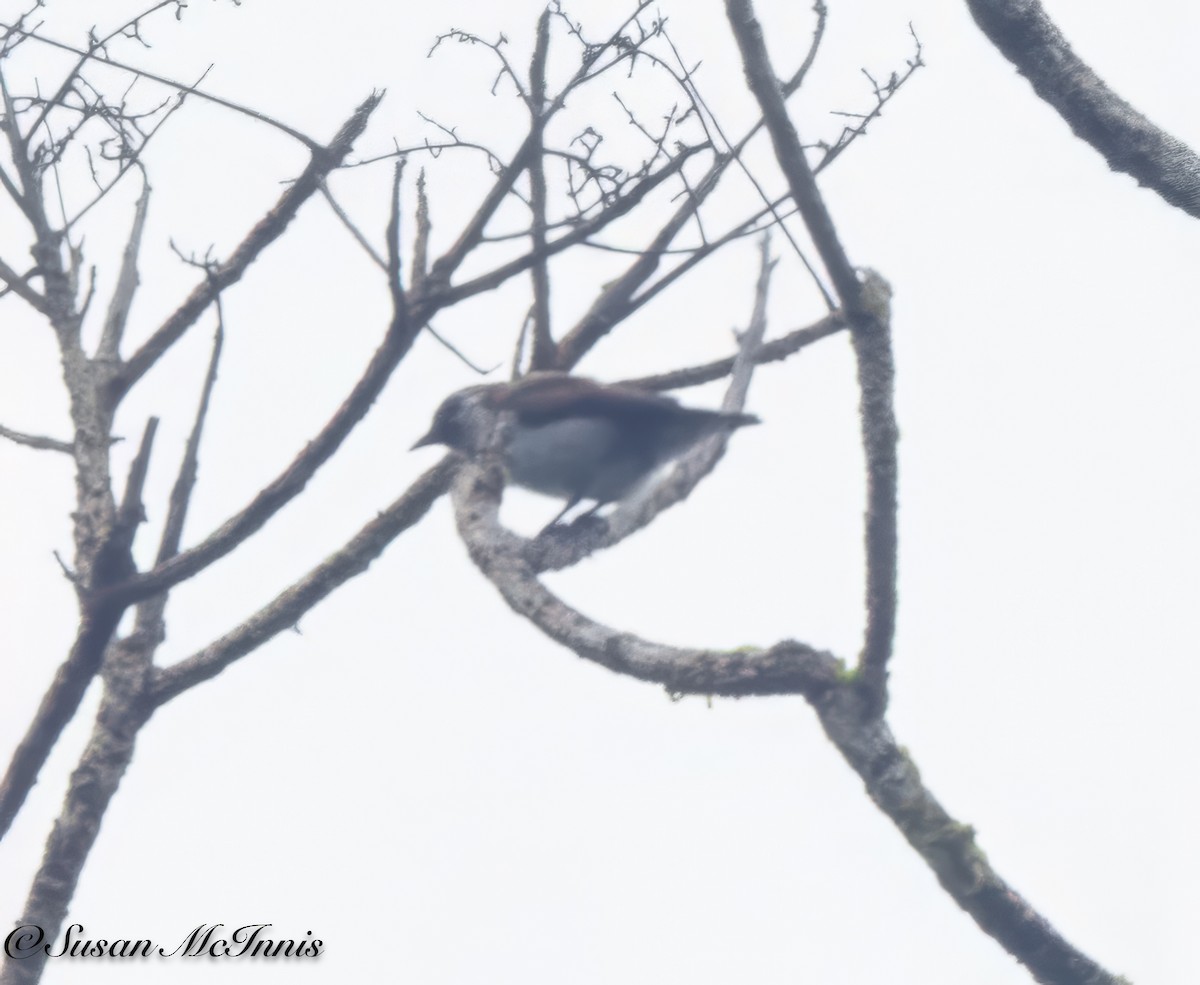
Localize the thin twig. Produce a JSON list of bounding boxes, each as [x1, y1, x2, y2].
[[659, 22, 834, 310], [411, 168, 430, 294], [387, 158, 408, 318], [554, 159, 724, 369], [526, 9, 555, 370], [812, 27, 924, 173], [156, 320, 223, 567], [0, 61, 48, 231], [96, 178, 150, 361], [1, 20, 322, 151], [783, 1, 827, 95], [25, 1, 179, 140], [320, 179, 385, 270], [426, 0, 665, 293], [129, 310, 223, 644], [65, 66, 209, 231], [618, 312, 845, 393], [0, 422, 72, 453], [427, 144, 706, 310]]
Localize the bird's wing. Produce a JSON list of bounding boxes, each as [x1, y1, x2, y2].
[[491, 373, 683, 425]]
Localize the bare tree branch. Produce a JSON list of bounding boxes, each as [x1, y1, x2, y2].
[[526, 9, 555, 370], [151, 457, 458, 705], [0, 417, 156, 841], [426, 144, 706, 309], [713, 9, 1119, 981], [719, 234, 774, 411], [814, 685, 1123, 985], [448, 441, 1127, 985], [0, 422, 72, 453], [614, 192, 793, 315], [319, 178, 386, 269], [452, 456, 837, 696], [2, 635, 155, 985], [847, 270, 898, 701], [724, 0, 860, 311], [784, 1, 828, 95], [0, 612, 122, 842], [386, 158, 409, 317], [553, 158, 725, 369], [411, 168, 431, 294], [155, 321, 222, 568], [528, 241, 773, 573], [23, 1, 178, 144], [0, 254, 50, 312], [449, 314, 1121, 985], [658, 23, 835, 310], [104, 273, 418, 609], [725, 0, 899, 713], [115, 416, 157, 527], [0, 61, 49, 232], [318, 175, 486, 376], [967, 0, 1200, 218], [96, 178, 150, 362], [113, 93, 383, 400], [811, 26, 924, 174], [619, 312, 845, 393], [424, 1, 666, 294], [1, 19, 323, 152], [424, 130, 541, 292], [62, 68, 204, 232]]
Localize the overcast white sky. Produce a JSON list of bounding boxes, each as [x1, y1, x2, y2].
[[2, 1, 1198, 983]]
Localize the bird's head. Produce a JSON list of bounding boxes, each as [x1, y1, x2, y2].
[[411, 385, 497, 454]]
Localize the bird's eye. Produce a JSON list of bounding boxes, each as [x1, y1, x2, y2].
[[439, 406, 467, 449]]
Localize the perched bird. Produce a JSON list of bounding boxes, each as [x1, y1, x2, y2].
[[412, 372, 759, 525]]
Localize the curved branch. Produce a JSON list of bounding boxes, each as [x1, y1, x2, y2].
[[966, 0, 1200, 218], [452, 446, 1121, 985], [452, 456, 839, 696], [725, 0, 899, 710]]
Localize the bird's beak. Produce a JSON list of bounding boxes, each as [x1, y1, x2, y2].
[[411, 429, 439, 451]]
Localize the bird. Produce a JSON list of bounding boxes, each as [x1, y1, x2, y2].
[[412, 372, 759, 526]]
